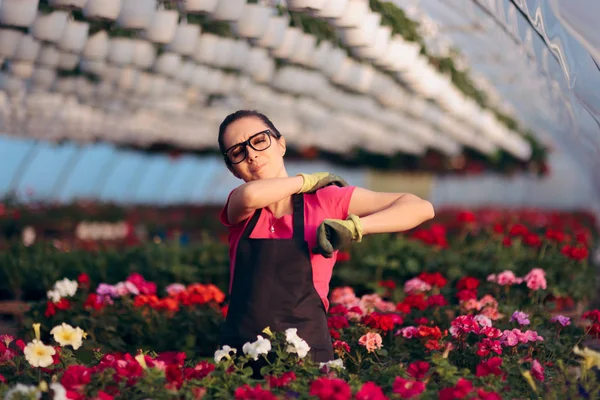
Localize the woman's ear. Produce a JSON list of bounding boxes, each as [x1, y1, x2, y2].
[[278, 136, 286, 156]]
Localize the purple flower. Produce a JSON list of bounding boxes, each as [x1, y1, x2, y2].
[[550, 315, 571, 327], [510, 311, 530, 325], [96, 283, 118, 298]]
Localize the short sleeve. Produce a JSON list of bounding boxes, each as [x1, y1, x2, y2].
[[220, 190, 239, 228], [314, 185, 356, 220]]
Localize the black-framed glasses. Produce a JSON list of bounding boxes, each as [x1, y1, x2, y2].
[[224, 130, 274, 164]]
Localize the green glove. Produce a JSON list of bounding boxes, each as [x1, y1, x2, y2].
[[297, 172, 349, 194], [313, 214, 363, 258]]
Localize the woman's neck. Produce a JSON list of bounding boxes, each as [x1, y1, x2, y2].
[[268, 197, 293, 219]]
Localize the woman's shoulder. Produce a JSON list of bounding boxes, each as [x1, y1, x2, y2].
[[305, 185, 356, 219]]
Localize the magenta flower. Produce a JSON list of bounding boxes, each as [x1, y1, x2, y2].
[[550, 315, 571, 327], [510, 311, 530, 325]]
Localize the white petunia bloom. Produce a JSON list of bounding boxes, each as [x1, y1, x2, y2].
[[319, 359, 345, 370], [46, 289, 61, 303], [4, 383, 41, 400], [23, 340, 56, 368], [54, 278, 78, 298], [50, 383, 68, 400], [214, 345, 237, 363], [285, 328, 311, 359], [242, 335, 271, 361], [50, 323, 86, 350]]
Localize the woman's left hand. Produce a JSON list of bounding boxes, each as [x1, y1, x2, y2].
[[313, 215, 363, 258]]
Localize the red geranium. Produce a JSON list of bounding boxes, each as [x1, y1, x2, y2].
[[456, 277, 479, 291], [235, 384, 276, 400], [407, 361, 430, 380], [309, 377, 352, 400], [392, 377, 425, 399], [476, 357, 503, 377], [356, 382, 388, 400]]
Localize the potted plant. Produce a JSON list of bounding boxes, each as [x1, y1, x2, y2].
[[0, 0, 39, 28], [31, 10, 69, 43]]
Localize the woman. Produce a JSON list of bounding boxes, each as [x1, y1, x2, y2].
[[218, 110, 435, 364]]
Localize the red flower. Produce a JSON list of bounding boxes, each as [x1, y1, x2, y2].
[[329, 305, 349, 315], [45, 301, 57, 318], [266, 371, 296, 388], [439, 379, 474, 399], [337, 251, 351, 262], [333, 340, 350, 353], [582, 310, 600, 323], [396, 302, 411, 314], [126, 273, 157, 295], [407, 361, 430, 380], [183, 361, 215, 380], [475, 389, 502, 400], [362, 313, 395, 331], [492, 223, 504, 234], [378, 280, 396, 290], [221, 304, 228, 318], [84, 294, 103, 311], [502, 236, 512, 247], [356, 382, 388, 400], [60, 365, 92, 393], [309, 377, 352, 400], [156, 351, 186, 367], [424, 340, 441, 350], [235, 384, 277, 400], [417, 272, 448, 288], [524, 233, 542, 248], [77, 273, 91, 289], [476, 338, 502, 357], [329, 330, 341, 340], [417, 326, 443, 340], [392, 377, 425, 399], [476, 357, 503, 377], [427, 294, 448, 308], [457, 211, 476, 223], [403, 294, 427, 310], [165, 364, 183, 390], [95, 391, 115, 400], [0, 374, 6, 383], [456, 290, 477, 301], [544, 229, 565, 243], [508, 224, 528, 237], [328, 315, 349, 330], [456, 277, 479, 291], [414, 317, 429, 325]]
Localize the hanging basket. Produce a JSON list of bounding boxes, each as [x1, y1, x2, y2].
[[332, 0, 369, 29], [57, 51, 80, 70], [0, 0, 39, 28], [37, 45, 61, 68], [235, 4, 271, 39], [289, 33, 316, 67], [154, 52, 181, 77], [271, 27, 301, 60], [80, 58, 106, 75], [211, 0, 245, 22], [178, 0, 218, 15], [8, 60, 35, 79], [132, 39, 156, 69], [165, 22, 200, 56], [145, 9, 179, 44], [31, 11, 69, 43], [82, 30, 109, 60], [48, 0, 86, 10], [108, 38, 134, 66], [287, 0, 327, 11], [339, 12, 381, 48], [57, 20, 89, 53], [83, 0, 123, 21], [117, 0, 156, 30], [31, 66, 57, 89], [14, 35, 41, 62], [0, 28, 23, 58], [117, 67, 139, 91], [213, 37, 235, 68], [193, 33, 219, 65], [352, 25, 391, 60], [316, 0, 348, 18], [255, 15, 288, 49]]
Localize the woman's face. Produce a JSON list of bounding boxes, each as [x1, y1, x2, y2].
[[222, 116, 287, 182]]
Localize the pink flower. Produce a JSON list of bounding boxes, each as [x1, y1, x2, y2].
[[461, 299, 481, 311], [165, 283, 186, 296], [355, 382, 388, 400], [396, 326, 418, 339], [523, 268, 547, 290], [403, 278, 432, 295], [550, 315, 571, 327], [330, 287, 359, 307], [510, 311, 530, 325], [495, 271, 523, 286], [501, 330, 519, 346], [522, 330, 544, 342], [531, 359, 545, 382], [476, 338, 502, 357], [358, 332, 383, 353], [474, 315, 492, 328], [449, 315, 480, 337]]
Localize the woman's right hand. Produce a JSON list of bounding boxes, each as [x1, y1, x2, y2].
[[297, 172, 349, 194]]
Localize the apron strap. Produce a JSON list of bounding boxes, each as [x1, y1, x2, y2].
[[242, 208, 262, 239], [292, 194, 304, 241]]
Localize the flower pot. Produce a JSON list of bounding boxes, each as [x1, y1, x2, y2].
[[82, 30, 109, 60], [48, 0, 86, 9], [14, 35, 41, 61], [179, 0, 218, 14], [289, 33, 316, 67], [117, 66, 139, 91], [339, 11, 381, 47], [154, 52, 181, 77], [8, 60, 34, 79], [31, 66, 57, 89], [145, 8, 179, 44], [31, 10, 69, 43], [316, 0, 348, 18], [312, 40, 332, 70], [80, 58, 105, 75], [132, 39, 155, 69], [287, 0, 327, 11], [321, 47, 346, 78], [230, 39, 249, 70], [117, 0, 155, 30], [83, 0, 122, 21], [134, 71, 152, 95], [37, 45, 61, 67], [57, 20, 89, 53], [100, 64, 122, 83], [165, 22, 200, 56], [0, 0, 39, 27], [0, 72, 25, 95], [54, 77, 76, 94], [108, 37, 134, 65], [176, 60, 196, 84], [255, 15, 288, 49], [352, 25, 391, 60], [57, 51, 80, 70], [0, 28, 23, 58], [193, 33, 219, 65], [332, 0, 369, 29], [271, 27, 301, 60], [234, 4, 270, 39], [211, 0, 245, 21]]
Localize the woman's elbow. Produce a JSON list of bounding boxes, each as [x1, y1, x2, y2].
[[422, 200, 435, 221]]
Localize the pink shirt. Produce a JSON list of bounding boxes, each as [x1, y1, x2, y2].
[[220, 185, 356, 311]]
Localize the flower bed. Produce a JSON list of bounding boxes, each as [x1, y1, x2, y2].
[[2, 266, 600, 399]]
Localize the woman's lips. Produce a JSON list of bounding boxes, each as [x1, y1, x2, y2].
[[251, 163, 266, 173]]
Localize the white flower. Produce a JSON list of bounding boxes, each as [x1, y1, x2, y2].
[[242, 335, 271, 361], [54, 278, 78, 298], [285, 328, 311, 359], [4, 383, 41, 400], [319, 359, 345, 370], [214, 345, 237, 363], [23, 340, 56, 368], [46, 289, 61, 303], [474, 315, 492, 328], [50, 383, 68, 400], [50, 323, 86, 350]]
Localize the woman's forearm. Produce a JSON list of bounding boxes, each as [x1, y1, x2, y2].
[[360, 194, 435, 235], [236, 176, 304, 211]]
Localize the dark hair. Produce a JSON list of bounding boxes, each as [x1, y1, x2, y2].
[[218, 110, 282, 165]]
